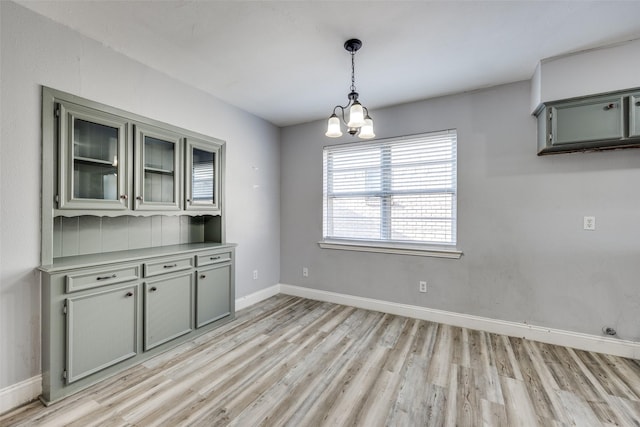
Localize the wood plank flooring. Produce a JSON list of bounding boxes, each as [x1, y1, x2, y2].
[[3, 295, 640, 426]]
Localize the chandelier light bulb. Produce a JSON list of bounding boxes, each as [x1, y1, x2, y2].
[[358, 115, 375, 139], [347, 101, 365, 128], [325, 114, 343, 137]]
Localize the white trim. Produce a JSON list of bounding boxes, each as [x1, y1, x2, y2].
[[235, 284, 281, 311], [318, 240, 463, 259], [279, 284, 640, 360], [0, 375, 41, 415]]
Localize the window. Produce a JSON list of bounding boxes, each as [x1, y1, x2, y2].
[[322, 130, 457, 252]]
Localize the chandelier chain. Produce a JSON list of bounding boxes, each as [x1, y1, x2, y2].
[[350, 51, 356, 93]]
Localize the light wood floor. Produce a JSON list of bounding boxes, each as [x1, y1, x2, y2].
[[3, 295, 640, 426]]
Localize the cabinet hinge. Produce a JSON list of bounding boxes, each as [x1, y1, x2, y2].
[[548, 134, 553, 143], [62, 370, 67, 380], [55, 195, 60, 204], [62, 303, 67, 315], [55, 106, 60, 117]]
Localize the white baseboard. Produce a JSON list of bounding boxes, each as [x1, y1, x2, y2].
[[279, 283, 640, 360], [0, 375, 41, 415], [235, 284, 281, 311]]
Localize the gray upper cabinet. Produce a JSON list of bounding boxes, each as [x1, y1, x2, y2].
[[134, 125, 182, 211], [550, 95, 624, 145], [66, 284, 138, 383], [46, 88, 225, 219], [57, 101, 129, 210], [536, 88, 640, 155], [631, 93, 640, 138], [185, 138, 221, 212]]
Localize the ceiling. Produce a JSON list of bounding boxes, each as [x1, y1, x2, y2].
[[17, 1, 640, 127]]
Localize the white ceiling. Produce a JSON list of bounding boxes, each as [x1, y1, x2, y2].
[[18, 1, 640, 127]]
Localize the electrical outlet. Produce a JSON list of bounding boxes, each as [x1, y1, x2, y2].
[[419, 281, 427, 293], [583, 216, 596, 231], [253, 270, 258, 280], [302, 267, 309, 277]]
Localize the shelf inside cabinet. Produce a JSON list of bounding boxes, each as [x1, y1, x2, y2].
[[144, 166, 174, 175], [75, 156, 117, 166]]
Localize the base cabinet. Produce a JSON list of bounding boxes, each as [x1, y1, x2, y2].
[[66, 284, 138, 383], [144, 272, 193, 350], [196, 264, 231, 328], [40, 243, 235, 404]]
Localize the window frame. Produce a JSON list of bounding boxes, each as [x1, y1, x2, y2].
[[320, 130, 462, 259]]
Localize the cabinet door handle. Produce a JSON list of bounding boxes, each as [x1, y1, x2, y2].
[[604, 103, 618, 110], [120, 194, 128, 200], [97, 274, 117, 281], [163, 264, 178, 269], [136, 196, 143, 201], [200, 274, 206, 279], [149, 286, 158, 292], [187, 198, 191, 202], [210, 256, 221, 261], [636, 101, 640, 107], [125, 292, 134, 297]]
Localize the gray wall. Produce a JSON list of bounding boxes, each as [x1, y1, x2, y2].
[[281, 81, 640, 342], [0, 2, 280, 389]]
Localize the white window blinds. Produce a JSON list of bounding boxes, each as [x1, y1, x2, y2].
[[323, 130, 457, 246]]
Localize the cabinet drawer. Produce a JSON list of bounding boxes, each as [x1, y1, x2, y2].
[[143, 256, 193, 278], [66, 265, 139, 293], [195, 251, 232, 267]]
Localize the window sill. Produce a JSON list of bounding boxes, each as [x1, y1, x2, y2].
[[318, 240, 463, 259]]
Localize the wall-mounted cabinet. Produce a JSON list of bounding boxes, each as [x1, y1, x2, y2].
[[536, 88, 640, 155]]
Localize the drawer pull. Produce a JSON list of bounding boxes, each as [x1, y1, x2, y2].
[[125, 292, 134, 297], [149, 286, 158, 292], [163, 264, 178, 269], [210, 256, 221, 261], [604, 103, 618, 110], [200, 274, 206, 279], [96, 274, 117, 281]]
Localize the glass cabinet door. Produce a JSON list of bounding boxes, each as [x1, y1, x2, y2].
[[57, 102, 128, 210], [630, 94, 640, 138], [134, 125, 182, 211], [185, 138, 221, 212]]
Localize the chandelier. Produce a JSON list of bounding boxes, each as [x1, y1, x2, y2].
[[325, 39, 375, 139]]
